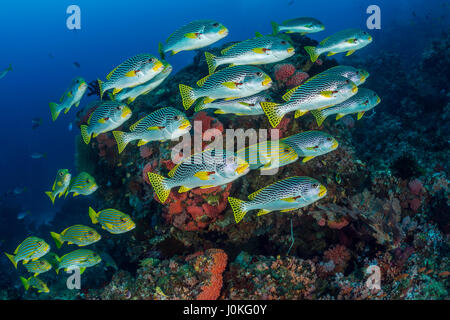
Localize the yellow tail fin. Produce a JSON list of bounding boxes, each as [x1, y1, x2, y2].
[[5, 252, 17, 269], [20, 276, 30, 290], [310, 109, 327, 126], [204, 52, 217, 75], [49, 102, 61, 121], [80, 125, 91, 144], [260, 102, 283, 128], [227, 197, 248, 223], [45, 191, 56, 205], [147, 172, 171, 203], [50, 232, 64, 249], [179, 84, 196, 110], [304, 46, 319, 62], [88, 207, 99, 224], [112, 131, 130, 154]]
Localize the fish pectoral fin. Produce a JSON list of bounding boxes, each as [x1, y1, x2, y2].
[[256, 209, 271, 216], [184, 32, 200, 39], [147, 126, 164, 131], [194, 171, 214, 180], [294, 110, 308, 118], [302, 156, 315, 163], [238, 102, 252, 106], [320, 91, 334, 98], [104, 223, 114, 230], [281, 197, 296, 203], [67, 242, 73, 245], [222, 82, 240, 89], [346, 50, 356, 56], [98, 117, 109, 124], [178, 186, 192, 193], [72, 192, 79, 197], [357, 111, 365, 120], [252, 47, 270, 54], [31, 257, 38, 261], [125, 70, 137, 77]]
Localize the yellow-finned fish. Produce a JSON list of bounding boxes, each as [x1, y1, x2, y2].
[[194, 92, 270, 115], [89, 207, 136, 234], [45, 169, 71, 205], [65, 172, 98, 197], [271, 17, 325, 35], [159, 20, 228, 58], [4, 237, 50, 269], [304, 29, 373, 62], [321, 65, 370, 86], [50, 225, 101, 249], [23, 258, 53, 277], [49, 77, 87, 121], [20, 276, 49, 293], [54, 249, 102, 275], [228, 176, 327, 223], [280, 131, 339, 162]]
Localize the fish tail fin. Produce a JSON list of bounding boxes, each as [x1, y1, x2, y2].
[[179, 84, 196, 110], [45, 191, 56, 205], [260, 102, 283, 128], [271, 21, 279, 35], [4, 253, 17, 269], [310, 109, 327, 126], [20, 277, 30, 290], [147, 172, 171, 203], [112, 131, 130, 154], [204, 52, 217, 75], [50, 232, 64, 249], [98, 79, 104, 99], [80, 125, 91, 144], [7, 64, 12, 71], [158, 42, 165, 60], [88, 207, 99, 224], [49, 102, 61, 121], [304, 46, 319, 62], [227, 197, 248, 223]]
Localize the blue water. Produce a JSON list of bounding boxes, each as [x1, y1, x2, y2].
[[0, 0, 447, 233]]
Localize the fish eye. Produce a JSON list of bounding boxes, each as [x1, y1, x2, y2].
[[59, 172, 64, 176], [86, 179, 90, 183], [312, 183, 318, 188], [174, 115, 180, 120], [345, 80, 350, 84], [88, 231, 93, 235], [147, 58, 154, 63], [283, 148, 290, 153], [256, 72, 263, 77], [326, 137, 332, 141], [281, 41, 287, 44], [120, 218, 127, 223], [212, 22, 219, 27]]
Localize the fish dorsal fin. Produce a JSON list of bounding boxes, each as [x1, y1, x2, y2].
[[52, 180, 56, 191], [282, 85, 301, 102], [14, 244, 20, 254], [87, 112, 94, 125], [106, 66, 119, 80], [129, 118, 145, 131], [60, 91, 66, 103], [168, 163, 181, 177], [248, 177, 292, 200], [255, 32, 263, 38], [221, 43, 238, 55], [197, 74, 211, 87]]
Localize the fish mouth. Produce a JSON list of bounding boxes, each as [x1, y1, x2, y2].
[[332, 140, 339, 149], [318, 185, 327, 197], [218, 27, 228, 35], [262, 75, 272, 86], [368, 36, 373, 41], [235, 162, 249, 175], [178, 119, 191, 130], [287, 47, 295, 53], [121, 107, 132, 118], [360, 74, 366, 83], [152, 61, 163, 71], [79, 83, 87, 90], [376, 96, 381, 104], [352, 85, 358, 93]]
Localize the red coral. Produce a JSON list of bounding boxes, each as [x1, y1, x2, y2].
[[408, 179, 423, 196], [142, 160, 159, 184], [139, 146, 153, 158], [195, 249, 228, 300], [274, 63, 296, 82], [286, 71, 309, 88], [327, 217, 350, 230], [323, 245, 351, 273], [409, 198, 421, 212]]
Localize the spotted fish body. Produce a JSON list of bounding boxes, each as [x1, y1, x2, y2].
[[179, 65, 272, 110], [4, 237, 50, 269], [147, 149, 250, 203], [88, 207, 135, 234], [115, 62, 173, 104], [236, 140, 298, 171], [55, 249, 102, 274], [194, 92, 270, 115], [112, 107, 191, 154], [229, 176, 327, 223], [311, 88, 381, 126], [45, 169, 71, 205], [23, 258, 53, 276], [160, 20, 228, 56], [65, 172, 98, 197], [304, 29, 373, 62], [49, 77, 87, 121], [271, 17, 325, 35], [321, 65, 370, 86], [261, 73, 358, 128], [50, 225, 101, 249], [204, 35, 295, 74], [80, 100, 132, 144], [98, 54, 164, 98], [281, 131, 339, 162], [20, 276, 49, 293]]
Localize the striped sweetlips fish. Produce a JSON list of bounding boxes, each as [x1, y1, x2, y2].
[[311, 88, 381, 126], [80, 100, 132, 144], [194, 92, 271, 115], [23, 258, 53, 276], [114, 61, 173, 104], [49, 77, 87, 121], [4, 236, 50, 268], [204, 34, 295, 74], [179, 65, 272, 110], [65, 172, 98, 197], [159, 19, 228, 58], [148, 149, 250, 203], [236, 140, 298, 172], [261, 72, 358, 128], [112, 107, 191, 154], [271, 17, 325, 35], [321, 65, 370, 86], [228, 176, 327, 223], [45, 169, 71, 205], [88, 207, 135, 234], [98, 54, 164, 98], [281, 131, 339, 163], [20, 276, 49, 293], [54, 249, 102, 274], [304, 28, 373, 62], [50, 225, 101, 249]]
